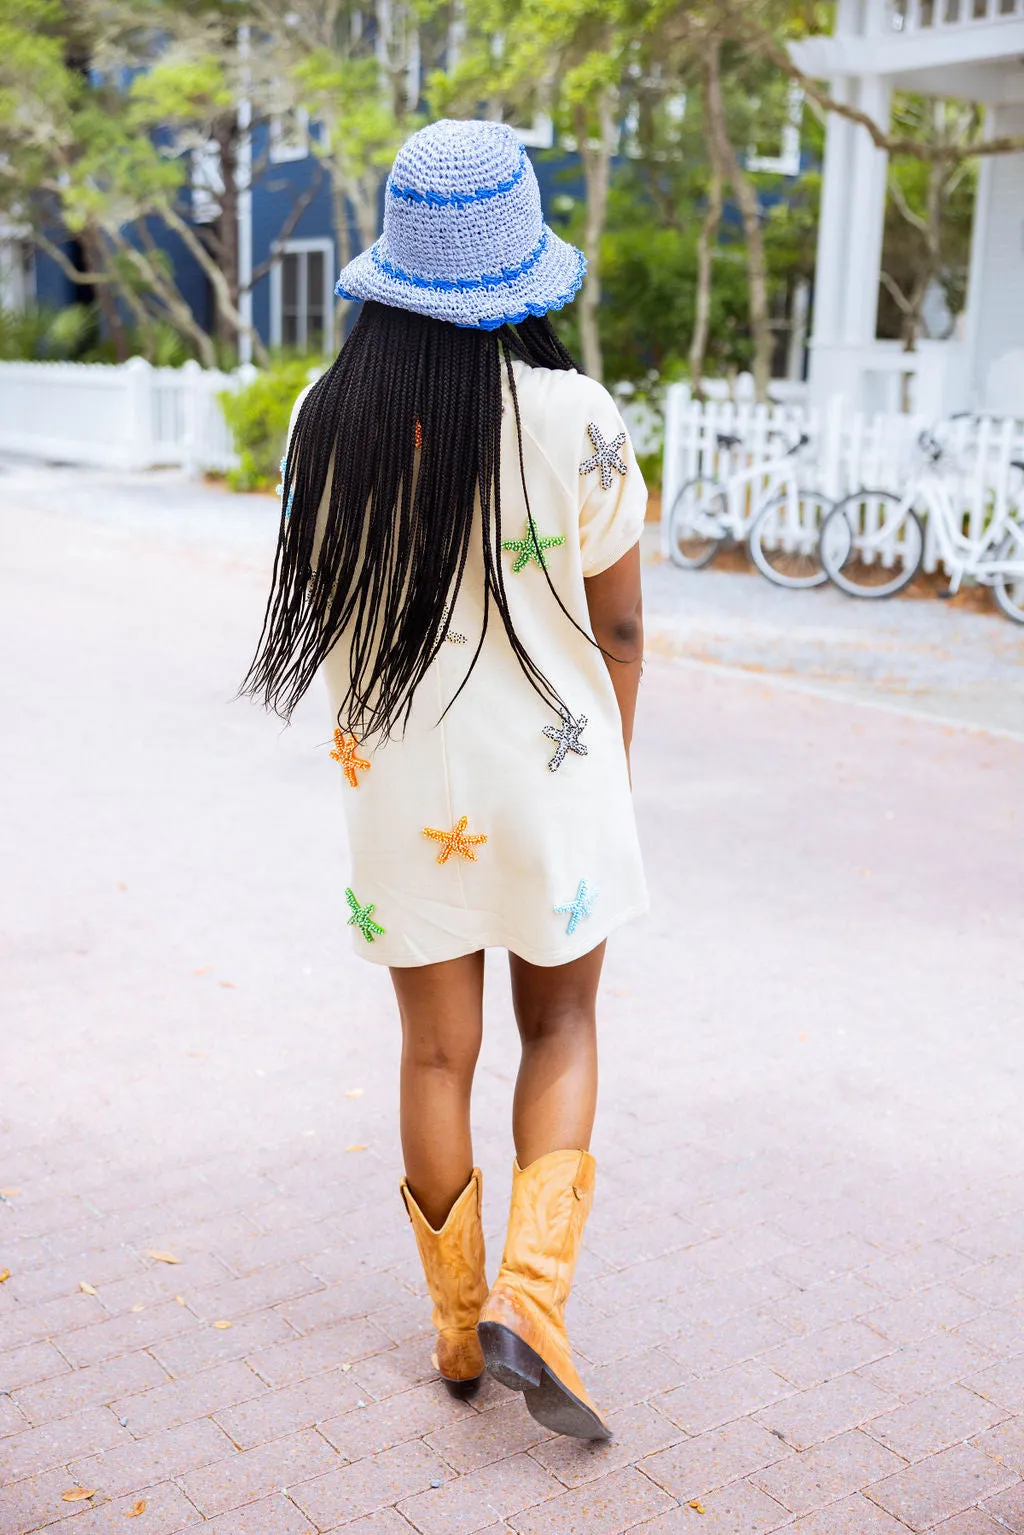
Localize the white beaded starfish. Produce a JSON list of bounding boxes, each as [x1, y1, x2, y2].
[[580, 422, 628, 491], [542, 707, 588, 772]]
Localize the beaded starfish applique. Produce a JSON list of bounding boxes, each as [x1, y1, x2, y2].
[[543, 707, 588, 772], [275, 456, 295, 521], [502, 520, 565, 573], [580, 422, 628, 491], [330, 730, 371, 788], [441, 604, 467, 645], [423, 816, 488, 864], [346, 887, 385, 943], [555, 879, 597, 936]]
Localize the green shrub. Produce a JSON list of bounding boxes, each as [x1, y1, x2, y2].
[[219, 359, 320, 492]]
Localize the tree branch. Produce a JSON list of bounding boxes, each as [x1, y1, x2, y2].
[[726, 16, 1024, 163], [249, 159, 324, 287]]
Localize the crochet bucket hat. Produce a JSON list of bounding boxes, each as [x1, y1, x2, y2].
[[334, 118, 586, 331]]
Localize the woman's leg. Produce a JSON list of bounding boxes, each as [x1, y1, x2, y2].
[[507, 942, 606, 1167], [390, 951, 485, 1229]]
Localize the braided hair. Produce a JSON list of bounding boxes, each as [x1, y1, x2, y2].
[[242, 301, 584, 741]]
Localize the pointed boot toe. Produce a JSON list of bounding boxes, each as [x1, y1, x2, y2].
[[477, 1150, 610, 1442]]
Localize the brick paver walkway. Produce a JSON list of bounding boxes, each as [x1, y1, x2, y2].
[[2, 471, 1023, 1532]]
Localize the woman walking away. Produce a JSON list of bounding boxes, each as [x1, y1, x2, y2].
[[244, 118, 647, 1441]]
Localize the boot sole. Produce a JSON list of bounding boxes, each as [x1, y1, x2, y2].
[[477, 1321, 611, 1441]]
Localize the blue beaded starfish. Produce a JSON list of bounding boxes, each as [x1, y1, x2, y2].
[[543, 707, 588, 772], [345, 886, 385, 943], [580, 422, 628, 491], [502, 520, 565, 573], [275, 455, 295, 521], [555, 879, 597, 936]]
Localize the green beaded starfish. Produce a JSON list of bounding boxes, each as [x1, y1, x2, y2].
[[501, 520, 565, 573], [345, 886, 385, 944]]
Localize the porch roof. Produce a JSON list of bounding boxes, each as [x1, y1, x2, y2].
[[790, 19, 1024, 103]]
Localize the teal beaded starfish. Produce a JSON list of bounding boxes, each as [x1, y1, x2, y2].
[[555, 879, 597, 937], [345, 886, 385, 943], [501, 520, 565, 573]]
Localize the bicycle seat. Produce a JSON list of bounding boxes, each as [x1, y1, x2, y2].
[[716, 433, 742, 450]]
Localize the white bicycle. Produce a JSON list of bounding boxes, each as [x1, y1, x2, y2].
[[668, 428, 833, 590], [819, 424, 1024, 624]]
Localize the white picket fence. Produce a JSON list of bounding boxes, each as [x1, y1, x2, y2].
[[661, 382, 1024, 575], [0, 357, 242, 472]]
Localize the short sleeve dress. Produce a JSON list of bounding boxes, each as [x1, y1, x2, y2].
[[294, 358, 649, 967]]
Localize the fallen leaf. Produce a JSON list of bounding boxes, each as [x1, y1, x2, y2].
[[687, 1501, 705, 1514], [146, 1250, 181, 1264], [344, 1088, 363, 1098], [79, 1281, 97, 1296], [218, 981, 235, 989], [192, 965, 213, 976], [174, 1294, 186, 1305], [130, 1303, 145, 1313], [0, 1188, 21, 1197], [0, 1269, 10, 1284], [125, 1499, 146, 1518], [62, 1487, 96, 1502], [213, 1320, 232, 1329], [346, 1144, 367, 1153]]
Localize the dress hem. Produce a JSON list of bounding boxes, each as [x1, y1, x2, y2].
[[351, 901, 650, 970]]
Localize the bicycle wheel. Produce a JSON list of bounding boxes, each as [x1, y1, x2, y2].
[[820, 491, 924, 599], [748, 489, 831, 590], [992, 530, 1024, 624], [667, 477, 728, 570]]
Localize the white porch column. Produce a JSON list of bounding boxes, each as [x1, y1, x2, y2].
[[840, 73, 891, 347], [807, 0, 892, 406], [963, 104, 1024, 414]]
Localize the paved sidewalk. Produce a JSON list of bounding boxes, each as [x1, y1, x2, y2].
[[1, 469, 1023, 1533]]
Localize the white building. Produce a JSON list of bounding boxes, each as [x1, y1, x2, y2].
[[792, 0, 1024, 417]]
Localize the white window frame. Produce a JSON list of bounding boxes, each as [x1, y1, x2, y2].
[[270, 237, 335, 353], [747, 83, 804, 177], [269, 108, 310, 164]]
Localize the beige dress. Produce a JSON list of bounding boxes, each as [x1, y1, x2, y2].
[[291, 358, 648, 967]]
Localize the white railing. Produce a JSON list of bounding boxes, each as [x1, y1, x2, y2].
[[891, 0, 1023, 29], [661, 384, 1024, 575], [0, 357, 241, 472]]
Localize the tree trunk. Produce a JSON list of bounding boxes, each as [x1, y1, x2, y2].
[[575, 90, 616, 383], [689, 79, 724, 399], [212, 117, 241, 359], [115, 234, 219, 367], [81, 223, 129, 362], [704, 42, 772, 401], [163, 205, 269, 367], [330, 176, 353, 350]]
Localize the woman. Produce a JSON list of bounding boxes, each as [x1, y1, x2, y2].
[[245, 118, 647, 1442]]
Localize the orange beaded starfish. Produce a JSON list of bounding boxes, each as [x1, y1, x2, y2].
[[330, 729, 371, 788], [422, 815, 488, 864]]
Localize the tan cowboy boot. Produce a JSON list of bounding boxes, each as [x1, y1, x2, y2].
[[477, 1149, 610, 1440], [400, 1167, 487, 1398]]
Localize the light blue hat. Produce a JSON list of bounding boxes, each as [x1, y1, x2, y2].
[[334, 118, 586, 332]]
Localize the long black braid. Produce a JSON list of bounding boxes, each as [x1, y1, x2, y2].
[[242, 302, 589, 741]]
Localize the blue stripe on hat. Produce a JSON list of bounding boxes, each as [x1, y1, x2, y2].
[[388, 144, 527, 209]]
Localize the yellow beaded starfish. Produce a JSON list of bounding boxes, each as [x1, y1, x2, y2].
[[422, 815, 488, 864], [330, 729, 371, 788]]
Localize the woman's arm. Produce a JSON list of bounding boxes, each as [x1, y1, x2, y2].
[[584, 540, 644, 766]]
